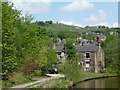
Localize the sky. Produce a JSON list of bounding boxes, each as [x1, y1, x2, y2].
[[9, 0, 119, 28]]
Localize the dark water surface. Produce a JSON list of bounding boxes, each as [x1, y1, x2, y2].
[[73, 77, 120, 88]]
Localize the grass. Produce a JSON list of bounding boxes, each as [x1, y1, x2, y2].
[[28, 72, 117, 88], [2, 72, 33, 88], [2, 72, 49, 88], [50, 72, 117, 88], [45, 23, 118, 34], [0, 80, 2, 88], [37, 78, 68, 88], [74, 72, 117, 82]]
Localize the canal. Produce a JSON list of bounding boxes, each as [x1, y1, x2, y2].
[[73, 77, 120, 88]]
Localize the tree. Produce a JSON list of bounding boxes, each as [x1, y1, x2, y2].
[[58, 30, 77, 40], [66, 38, 76, 60], [101, 35, 119, 73], [49, 20, 52, 24], [36, 21, 45, 26], [2, 2, 21, 79], [52, 32, 58, 43]]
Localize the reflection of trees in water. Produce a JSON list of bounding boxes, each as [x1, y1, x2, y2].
[[74, 77, 119, 88]]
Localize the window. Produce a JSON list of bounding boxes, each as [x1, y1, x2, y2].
[[98, 61, 102, 66], [85, 52, 90, 59], [86, 63, 90, 67]]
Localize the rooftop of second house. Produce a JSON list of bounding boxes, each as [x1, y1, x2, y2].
[[54, 39, 66, 53], [76, 43, 99, 53], [55, 45, 64, 53]]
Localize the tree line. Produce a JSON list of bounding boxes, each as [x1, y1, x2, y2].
[[36, 20, 53, 26]]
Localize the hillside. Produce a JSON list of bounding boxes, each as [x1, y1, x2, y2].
[[45, 23, 118, 34], [45, 23, 81, 33]]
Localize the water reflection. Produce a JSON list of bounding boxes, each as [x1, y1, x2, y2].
[[74, 77, 120, 88]]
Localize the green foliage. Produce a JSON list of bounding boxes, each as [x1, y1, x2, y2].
[[66, 38, 76, 60], [36, 20, 53, 26], [34, 70, 42, 76], [2, 80, 15, 88], [58, 60, 82, 83], [104, 68, 119, 74], [36, 78, 68, 88], [49, 79, 68, 88], [2, 2, 57, 80], [54, 79, 67, 88], [2, 2, 21, 78], [2, 72, 32, 88], [101, 35, 119, 73], [58, 30, 77, 39], [81, 34, 96, 40], [45, 20, 53, 25], [52, 32, 58, 43]]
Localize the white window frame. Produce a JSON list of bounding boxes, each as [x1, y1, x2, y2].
[[85, 63, 90, 68]]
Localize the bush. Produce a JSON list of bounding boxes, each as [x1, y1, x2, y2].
[[2, 80, 15, 88], [103, 68, 118, 74], [58, 60, 82, 82], [34, 70, 42, 76], [22, 57, 38, 75]]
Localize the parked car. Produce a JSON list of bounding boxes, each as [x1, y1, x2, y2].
[[49, 64, 58, 74]]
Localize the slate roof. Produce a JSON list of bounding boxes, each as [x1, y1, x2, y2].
[[55, 46, 64, 53], [97, 35, 106, 39], [76, 44, 99, 52]]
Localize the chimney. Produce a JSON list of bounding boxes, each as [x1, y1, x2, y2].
[[82, 42, 84, 46], [53, 43, 56, 49], [96, 42, 101, 47], [98, 43, 101, 47]]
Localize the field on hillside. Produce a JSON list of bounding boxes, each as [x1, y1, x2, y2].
[[45, 23, 118, 34]]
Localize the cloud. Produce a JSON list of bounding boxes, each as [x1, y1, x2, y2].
[[60, 21, 83, 27], [84, 9, 107, 26], [11, 0, 51, 14], [60, 0, 94, 12], [112, 22, 119, 27]]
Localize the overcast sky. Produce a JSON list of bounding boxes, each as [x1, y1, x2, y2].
[[9, 0, 119, 27]]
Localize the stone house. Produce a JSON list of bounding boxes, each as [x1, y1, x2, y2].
[[55, 46, 65, 63], [76, 43, 104, 73], [54, 39, 66, 64]]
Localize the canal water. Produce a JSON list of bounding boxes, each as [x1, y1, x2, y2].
[[73, 77, 120, 88]]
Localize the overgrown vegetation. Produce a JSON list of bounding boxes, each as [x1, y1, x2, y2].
[[101, 35, 119, 73], [2, 73, 32, 88], [35, 78, 68, 88], [2, 2, 57, 87]]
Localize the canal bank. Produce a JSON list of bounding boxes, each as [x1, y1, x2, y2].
[[56, 60, 119, 88], [72, 76, 120, 88], [27, 57, 119, 88], [30, 72, 118, 88], [69, 73, 119, 88]]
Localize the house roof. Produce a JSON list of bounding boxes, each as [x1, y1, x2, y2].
[[97, 35, 106, 39], [76, 44, 99, 52], [55, 46, 64, 53]]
